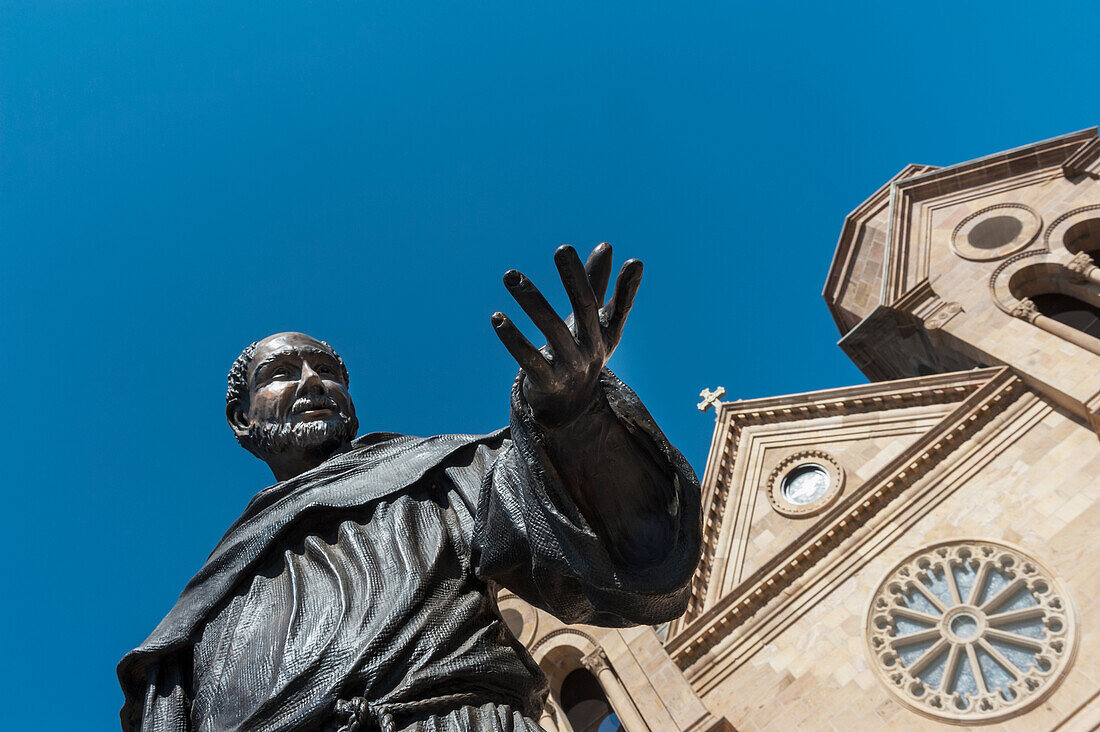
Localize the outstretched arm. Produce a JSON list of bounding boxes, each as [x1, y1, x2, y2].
[[491, 244, 674, 563], [477, 245, 701, 624]]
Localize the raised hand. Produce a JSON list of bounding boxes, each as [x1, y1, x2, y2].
[[491, 243, 643, 426]]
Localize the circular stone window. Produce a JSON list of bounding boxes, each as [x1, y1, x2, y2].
[[867, 541, 1076, 725], [767, 451, 844, 517], [951, 204, 1041, 261], [782, 464, 831, 505], [968, 216, 1023, 250]]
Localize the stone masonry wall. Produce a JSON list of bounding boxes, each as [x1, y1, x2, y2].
[[700, 396, 1100, 731]]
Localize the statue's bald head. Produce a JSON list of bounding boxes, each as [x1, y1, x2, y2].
[[226, 332, 358, 480]]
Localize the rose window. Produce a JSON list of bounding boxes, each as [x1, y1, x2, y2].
[[867, 541, 1075, 724]]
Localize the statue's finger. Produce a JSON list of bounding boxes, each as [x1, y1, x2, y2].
[[603, 258, 643, 351], [503, 269, 581, 365], [554, 245, 601, 347], [491, 312, 554, 386], [584, 242, 613, 305]]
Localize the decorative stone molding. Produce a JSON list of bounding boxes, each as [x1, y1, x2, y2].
[[766, 450, 845, 518], [528, 627, 598, 656], [677, 370, 1001, 627], [950, 203, 1042, 262], [867, 540, 1076, 725], [669, 369, 1022, 668], [496, 592, 539, 648], [1011, 298, 1039, 323], [1086, 391, 1100, 440], [877, 129, 1093, 305], [1044, 203, 1100, 253], [924, 302, 963, 331], [1062, 136, 1100, 179], [581, 648, 611, 675], [683, 715, 736, 732], [1066, 252, 1097, 283], [987, 249, 1050, 315]]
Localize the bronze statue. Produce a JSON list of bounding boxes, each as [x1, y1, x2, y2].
[[118, 244, 701, 732]]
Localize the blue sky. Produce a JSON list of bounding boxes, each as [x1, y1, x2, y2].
[[1, 2, 1097, 727]]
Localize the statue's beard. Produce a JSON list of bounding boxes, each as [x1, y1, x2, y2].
[[242, 396, 358, 461], [249, 417, 351, 455]]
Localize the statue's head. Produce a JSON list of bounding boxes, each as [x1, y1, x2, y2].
[[226, 332, 359, 480]]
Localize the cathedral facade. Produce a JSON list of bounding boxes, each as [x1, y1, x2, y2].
[[505, 128, 1100, 731]]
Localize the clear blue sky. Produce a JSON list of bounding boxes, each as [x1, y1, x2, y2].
[[1, 2, 1097, 727]]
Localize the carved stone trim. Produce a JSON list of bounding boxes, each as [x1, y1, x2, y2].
[[1011, 298, 1039, 323], [528, 627, 598, 655], [1063, 137, 1100, 179], [496, 592, 539, 648], [581, 648, 611, 675], [669, 370, 1021, 666], [679, 370, 1000, 625], [988, 249, 1050, 315], [1066, 252, 1097, 283], [867, 540, 1077, 725], [683, 715, 736, 732], [766, 450, 845, 518], [950, 203, 1042, 262], [1044, 203, 1100, 252], [877, 130, 1094, 305], [924, 302, 963, 331]]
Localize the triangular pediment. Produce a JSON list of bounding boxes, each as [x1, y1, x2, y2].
[[715, 404, 952, 594], [673, 367, 1022, 648]]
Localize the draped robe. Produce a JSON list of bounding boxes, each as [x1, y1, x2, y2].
[[118, 371, 701, 731]]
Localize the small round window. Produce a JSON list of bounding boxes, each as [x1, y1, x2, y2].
[[782, 464, 831, 505], [967, 215, 1023, 250], [767, 451, 844, 517], [951, 204, 1041, 261]]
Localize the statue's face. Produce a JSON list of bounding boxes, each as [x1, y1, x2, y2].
[[233, 332, 358, 459]]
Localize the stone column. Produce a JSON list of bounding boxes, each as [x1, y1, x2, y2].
[[539, 707, 559, 732], [582, 649, 649, 732], [540, 696, 570, 732], [1013, 297, 1100, 357]]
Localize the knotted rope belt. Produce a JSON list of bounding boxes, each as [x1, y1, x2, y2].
[[328, 692, 488, 732]]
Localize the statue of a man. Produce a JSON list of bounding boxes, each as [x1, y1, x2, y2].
[[118, 245, 701, 732]]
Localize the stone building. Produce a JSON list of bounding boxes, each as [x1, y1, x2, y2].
[[504, 128, 1100, 731]]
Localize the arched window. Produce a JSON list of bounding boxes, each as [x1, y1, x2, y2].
[[1064, 217, 1100, 260], [1007, 261, 1100, 357], [1030, 293, 1100, 341], [560, 667, 623, 732]]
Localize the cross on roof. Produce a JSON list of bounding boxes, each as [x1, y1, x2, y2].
[[697, 386, 726, 413]]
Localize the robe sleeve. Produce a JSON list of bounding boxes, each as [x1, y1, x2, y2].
[[129, 658, 190, 732], [469, 368, 701, 627]]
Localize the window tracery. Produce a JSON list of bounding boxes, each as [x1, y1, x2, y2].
[[867, 541, 1076, 725]]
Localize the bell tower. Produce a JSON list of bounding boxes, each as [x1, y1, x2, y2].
[[823, 128, 1100, 434]]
